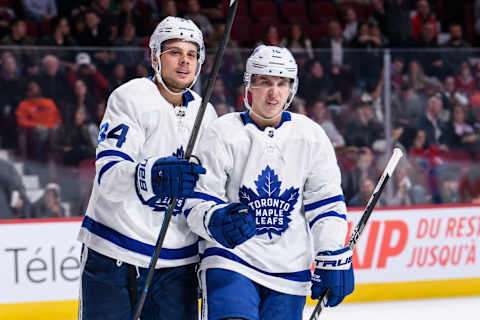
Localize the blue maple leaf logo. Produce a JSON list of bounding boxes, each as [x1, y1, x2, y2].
[[173, 146, 185, 159], [145, 196, 186, 216], [239, 166, 299, 239]]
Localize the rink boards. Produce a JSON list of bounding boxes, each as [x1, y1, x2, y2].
[[1, 205, 479, 320]]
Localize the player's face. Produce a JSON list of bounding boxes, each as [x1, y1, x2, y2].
[[249, 75, 291, 120], [159, 39, 199, 92]]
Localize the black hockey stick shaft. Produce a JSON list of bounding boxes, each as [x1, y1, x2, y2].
[[309, 148, 403, 320], [132, 1, 239, 319]]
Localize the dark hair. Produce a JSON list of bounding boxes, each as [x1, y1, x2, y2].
[[286, 24, 306, 48], [50, 16, 67, 32]]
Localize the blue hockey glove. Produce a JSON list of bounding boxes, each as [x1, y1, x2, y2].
[[208, 203, 256, 249], [136, 156, 206, 202], [311, 247, 354, 307]]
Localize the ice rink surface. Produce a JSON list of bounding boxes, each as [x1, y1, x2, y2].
[[302, 296, 480, 320]]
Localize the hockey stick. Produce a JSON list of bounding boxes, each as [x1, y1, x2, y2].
[[132, 1, 239, 319], [309, 148, 403, 320]]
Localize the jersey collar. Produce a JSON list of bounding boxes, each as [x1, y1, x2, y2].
[[240, 111, 291, 131], [148, 76, 195, 108]]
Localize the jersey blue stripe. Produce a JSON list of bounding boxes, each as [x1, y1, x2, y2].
[[240, 111, 291, 130], [96, 150, 134, 162], [98, 160, 120, 185], [184, 208, 192, 218], [304, 195, 344, 212], [309, 211, 347, 229], [190, 192, 225, 204], [203, 247, 311, 282], [81, 216, 198, 260]]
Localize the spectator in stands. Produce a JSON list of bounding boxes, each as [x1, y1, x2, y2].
[[319, 20, 347, 68], [443, 104, 480, 152], [441, 75, 469, 111], [22, 0, 57, 22], [393, 83, 425, 130], [113, 23, 143, 71], [383, 0, 411, 47], [135, 62, 149, 78], [210, 20, 242, 75], [413, 21, 451, 80], [257, 25, 281, 47], [411, 0, 438, 41], [184, 0, 214, 43], [210, 77, 235, 108], [415, 95, 447, 148], [348, 177, 387, 207], [214, 102, 232, 117], [342, 146, 378, 203], [456, 62, 477, 96], [445, 23, 470, 48], [311, 100, 345, 149], [351, 21, 385, 49], [76, 10, 107, 46], [370, 0, 386, 32], [198, 0, 224, 20], [0, 18, 34, 45], [345, 93, 384, 148], [36, 55, 69, 106], [0, 159, 31, 219], [32, 183, 65, 218], [290, 97, 308, 116], [387, 166, 414, 206], [38, 16, 77, 48], [414, 21, 438, 48], [90, 0, 115, 28], [439, 172, 461, 204], [443, 24, 471, 76], [460, 163, 480, 203], [68, 52, 110, 104], [116, 0, 147, 37], [280, 24, 314, 60], [65, 79, 97, 126], [342, 7, 358, 43], [108, 63, 128, 93], [15, 80, 62, 161], [0, 7, 15, 39], [160, 0, 177, 19], [391, 56, 406, 92], [403, 60, 428, 92], [51, 106, 96, 167], [0, 52, 23, 149], [94, 100, 106, 126]]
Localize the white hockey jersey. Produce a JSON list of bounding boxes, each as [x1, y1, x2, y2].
[[186, 111, 348, 296], [77, 77, 217, 268]]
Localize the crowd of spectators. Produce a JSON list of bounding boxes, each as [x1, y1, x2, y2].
[[1, 0, 480, 218]]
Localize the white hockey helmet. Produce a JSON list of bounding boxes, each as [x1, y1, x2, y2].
[[244, 45, 298, 119], [149, 16, 205, 95]]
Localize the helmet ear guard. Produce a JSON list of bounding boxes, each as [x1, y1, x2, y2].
[[149, 16, 205, 95], [243, 45, 299, 120]]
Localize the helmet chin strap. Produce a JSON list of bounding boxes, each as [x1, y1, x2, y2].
[[155, 49, 201, 96], [243, 84, 292, 122]]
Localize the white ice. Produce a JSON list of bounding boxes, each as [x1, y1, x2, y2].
[[302, 296, 480, 320]]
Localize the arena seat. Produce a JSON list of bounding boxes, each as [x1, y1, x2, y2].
[[250, 1, 279, 24], [279, 2, 308, 24], [309, 2, 337, 24]]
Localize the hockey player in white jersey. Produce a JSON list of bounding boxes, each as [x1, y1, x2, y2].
[[186, 45, 354, 320], [77, 17, 217, 320]]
